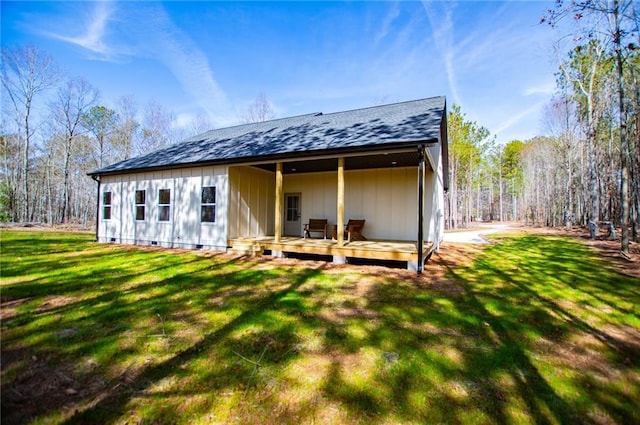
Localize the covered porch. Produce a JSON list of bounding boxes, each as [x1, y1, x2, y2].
[[228, 235, 434, 270], [227, 147, 438, 272]]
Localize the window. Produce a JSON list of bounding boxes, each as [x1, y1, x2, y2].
[[201, 186, 216, 222], [158, 189, 171, 221], [135, 190, 146, 221], [103, 191, 112, 220]]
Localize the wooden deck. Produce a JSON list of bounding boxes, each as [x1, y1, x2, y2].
[[228, 236, 433, 264]]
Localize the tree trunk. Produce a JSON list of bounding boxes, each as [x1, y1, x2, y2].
[[61, 138, 72, 224], [22, 101, 31, 223], [613, 0, 629, 253], [498, 164, 503, 222]]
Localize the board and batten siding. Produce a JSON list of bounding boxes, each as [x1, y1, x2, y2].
[[283, 167, 422, 241], [98, 165, 228, 250], [282, 171, 337, 235], [228, 166, 275, 239], [97, 160, 443, 247], [424, 143, 445, 248]]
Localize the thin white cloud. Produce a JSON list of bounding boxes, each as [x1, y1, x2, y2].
[[493, 100, 547, 136], [375, 1, 401, 44], [523, 81, 556, 96], [173, 112, 195, 129], [422, 1, 461, 105], [45, 1, 115, 59], [39, 1, 231, 127], [419, 0, 556, 143], [136, 4, 232, 126]]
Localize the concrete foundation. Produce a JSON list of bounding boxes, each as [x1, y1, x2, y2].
[[333, 255, 347, 264]]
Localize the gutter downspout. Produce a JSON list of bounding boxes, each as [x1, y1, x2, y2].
[[91, 175, 101, 242], [417, 145, 425, 274]]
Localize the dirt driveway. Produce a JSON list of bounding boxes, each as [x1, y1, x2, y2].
[[443, 223, 514, 244]]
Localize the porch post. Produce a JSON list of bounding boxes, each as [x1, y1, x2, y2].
[[275, 162, 283, 243], [417, 145, 425, 274], [92, 175, 100, 242], [336, 157, 345, 247]]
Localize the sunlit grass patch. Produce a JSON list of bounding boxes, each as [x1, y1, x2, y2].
[[1, 229, 638, 425]]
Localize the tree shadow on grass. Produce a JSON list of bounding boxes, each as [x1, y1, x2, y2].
[[2, 231, 325, 424], [445, 266, 584, 425], [445, 234, 640, 424], [3, 231, 639, 424], [476, 236, 640, 360], [306, 234, 638, 424], [59, 264, 324, 424]]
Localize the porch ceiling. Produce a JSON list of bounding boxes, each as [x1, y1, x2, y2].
[[253, 150, 424, 174]]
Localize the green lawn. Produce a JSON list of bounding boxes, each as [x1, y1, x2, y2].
[[1, 230, 639, 424]]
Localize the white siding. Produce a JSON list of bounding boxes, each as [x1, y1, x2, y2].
[[283, 171, 337, 228], [344, 168, 418, 240], [98, 179, 121, 242], [228, 166, 275, 239], [121, 178, 135, 243], [283, 167, 421, 241], [430, 152, 445, 248], [97, 160, 443, 248], [97, 165, 229, 250]]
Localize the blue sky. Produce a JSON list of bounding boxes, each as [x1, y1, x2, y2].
[[2, 1, 562, 144]]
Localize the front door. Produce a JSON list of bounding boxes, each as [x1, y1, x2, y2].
[[284, 193, 301, 236]]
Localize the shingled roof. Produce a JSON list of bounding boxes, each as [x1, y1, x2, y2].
[[89, 96, 446, 176]]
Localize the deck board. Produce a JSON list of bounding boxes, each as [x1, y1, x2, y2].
[[228, 236, 433, 263]]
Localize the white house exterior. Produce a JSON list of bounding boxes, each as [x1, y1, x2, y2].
[[98, 165, 230, 249], [90, 97, 448, 273]]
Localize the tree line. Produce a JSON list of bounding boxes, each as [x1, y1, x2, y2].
[[446, 0, 639, 255], [1, 0, 638, 256], [0, 43, 279, 227], [1, 45, 215, 226]]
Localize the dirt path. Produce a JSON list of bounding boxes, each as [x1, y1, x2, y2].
[[443, 223, 514, 244]]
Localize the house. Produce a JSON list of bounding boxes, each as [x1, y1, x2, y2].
[[88, 96, 449, 273]]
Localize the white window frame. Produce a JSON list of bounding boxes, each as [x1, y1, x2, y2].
[[201, 186, 216, 223], [102, 191, 112, 220], [158, 188, 171, 222], [135, 189, 146, 221]]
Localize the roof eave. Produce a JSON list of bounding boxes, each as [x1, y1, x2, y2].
[[87, 138, 440, 178]]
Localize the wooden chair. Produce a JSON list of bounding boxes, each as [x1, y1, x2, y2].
[[304, 218, 328, 239], [345, 219, 366, 242]]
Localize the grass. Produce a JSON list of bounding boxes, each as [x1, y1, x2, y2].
[[1, 229, 639, 425]]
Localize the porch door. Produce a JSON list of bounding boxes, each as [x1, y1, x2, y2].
[[284, 193, 302, 236]]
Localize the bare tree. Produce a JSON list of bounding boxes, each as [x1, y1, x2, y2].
[[1, 45, 59, 221], [172, 111, 214, 143], [558, 41, 609, 237], [239, 92, 276, 123], [112, 95, 140, 161], [544, 0, 639, 250], [543, 96, 582, 226], [189, 112, 213, 135], [135, 100, 174, 155], [49, 77, 99, 223], [0, 131, 21, 221]]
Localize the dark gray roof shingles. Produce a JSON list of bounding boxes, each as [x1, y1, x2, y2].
[[90, 96, 446, 175]]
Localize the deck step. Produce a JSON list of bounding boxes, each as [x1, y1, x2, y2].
[[228, 242, 264, 256]]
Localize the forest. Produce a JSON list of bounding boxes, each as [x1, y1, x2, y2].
[[447, 1, 639, 256], [1, 1, 638, 255]]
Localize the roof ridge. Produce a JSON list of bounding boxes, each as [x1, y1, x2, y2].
[[88, 96, 447, 176], [196, 112, 322, 136], [316, 96, 445, 118], [193, 97, 443, 138]]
